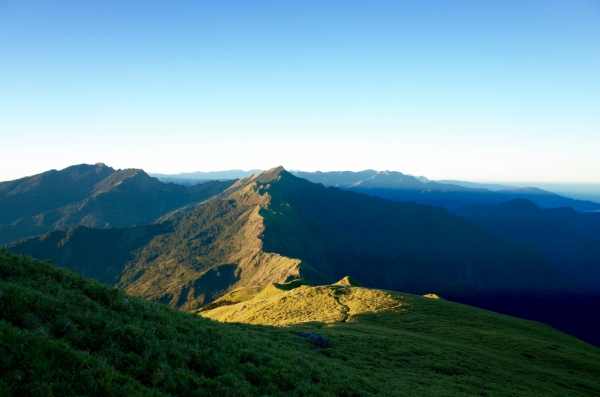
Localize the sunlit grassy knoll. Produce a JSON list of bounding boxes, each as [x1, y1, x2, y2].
[[200, 278, 600, 396]]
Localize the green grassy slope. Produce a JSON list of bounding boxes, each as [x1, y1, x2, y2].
[[2, 250, 599, 396], [199, 279, 600, 396]]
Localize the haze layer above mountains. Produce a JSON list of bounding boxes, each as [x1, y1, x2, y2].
[[2, 164, 600, 346]]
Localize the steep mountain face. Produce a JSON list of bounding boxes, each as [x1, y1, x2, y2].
[[9, 167, 600, 344], [8, 168, 581, 308], [456, 199, 600, 293], [0, 164, 235, 245], [292, 170, 600, 212]]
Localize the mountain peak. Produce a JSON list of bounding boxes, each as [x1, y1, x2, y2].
[[253, 166, 289, 183]]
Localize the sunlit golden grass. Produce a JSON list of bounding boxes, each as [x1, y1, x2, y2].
[[200, 280, 408, 325], [200, 279, 600, 396]]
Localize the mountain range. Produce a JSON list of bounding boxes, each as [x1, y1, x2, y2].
[[7, 167, 580, 304], [2, 164, 600, 346], [291, 170, 600, 212], [0, 163, 234, 245], [149, 169, 600, 211], [150, 169, 262, 185]]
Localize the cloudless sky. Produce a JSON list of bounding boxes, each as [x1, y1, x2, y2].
[[1, 0, 599, 182]]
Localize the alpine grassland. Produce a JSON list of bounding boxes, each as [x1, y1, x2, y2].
[[2, 250, 599, 396]]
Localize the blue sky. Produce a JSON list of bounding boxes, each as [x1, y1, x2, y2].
[[1, 0, 599, 182]]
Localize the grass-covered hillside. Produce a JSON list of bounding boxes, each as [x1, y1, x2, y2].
[[1, 250, 599, 396], [199, 278, 600, 395]]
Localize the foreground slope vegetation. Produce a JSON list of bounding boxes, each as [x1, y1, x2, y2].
[[1, 251, 599, 396]]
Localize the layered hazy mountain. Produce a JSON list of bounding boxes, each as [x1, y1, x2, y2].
[[150, 169, 263, 185], [292, 170, 507, 210], [442, 180, 600, 204], [456, 199, 600, 293], [292, 170, 600, 212], [0, 163, 235, 245], [293, 170, 600, 211]]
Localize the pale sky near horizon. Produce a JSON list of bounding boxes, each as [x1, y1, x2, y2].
[[1, 1, 599, 183]]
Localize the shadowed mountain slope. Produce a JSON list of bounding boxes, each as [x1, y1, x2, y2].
[[3, 251, 600, 396], [0, 164, 235, 245], [0, 163, 114, 225], [260, 169, 580, 298], [292, 170, 600, 212], [456, 199, 600, 293]]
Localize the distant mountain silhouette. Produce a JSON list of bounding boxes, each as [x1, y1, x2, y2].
[[150, 169, 263, 183], [0, 164, 235, 245], [456, 199, 600, 293], [292, 170, 508, 210], [498, 187, 600, 212], [436, 180, 514, 191], [0, 163, 114, 224], [292, 170, 600, 212]]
